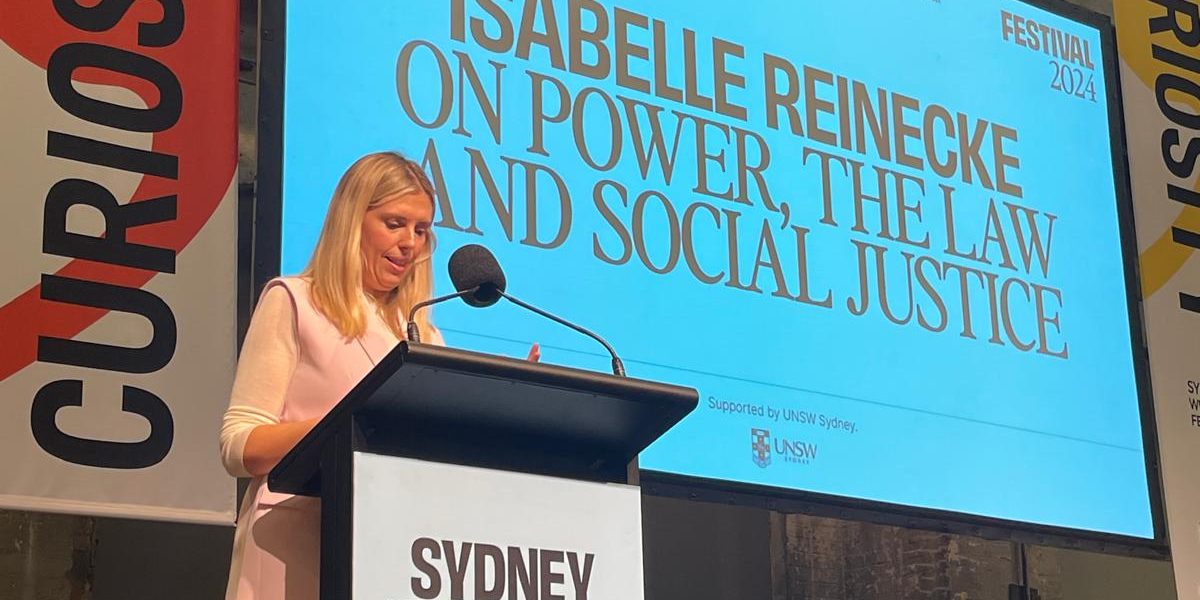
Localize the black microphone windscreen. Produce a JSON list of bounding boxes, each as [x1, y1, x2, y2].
[[447, 244, 506, 307]]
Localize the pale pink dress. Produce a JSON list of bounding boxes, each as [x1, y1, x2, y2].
[[219, 277, 439, 600]]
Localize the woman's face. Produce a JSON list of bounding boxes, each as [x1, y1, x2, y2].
[[360, 191, 434, 297]]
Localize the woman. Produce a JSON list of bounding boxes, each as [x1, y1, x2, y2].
[[218, 152, 443, 600]]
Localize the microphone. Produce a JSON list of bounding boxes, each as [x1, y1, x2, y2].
[[446, 243, 505, 307], [448, 244, 627, 377], [405, 245, 497, 342]]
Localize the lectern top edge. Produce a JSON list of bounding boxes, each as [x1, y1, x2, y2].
[[269, 342, 699, 495]]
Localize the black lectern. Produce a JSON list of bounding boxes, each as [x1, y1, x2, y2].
[[269, 342, 697, 600]]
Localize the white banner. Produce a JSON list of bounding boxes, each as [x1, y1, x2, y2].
[[0, 2, 237, 523], [354, 453, 645, 600], [1115, 0, 1200, 596]]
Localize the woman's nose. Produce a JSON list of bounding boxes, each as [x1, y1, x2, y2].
[[396, 228, 417, 249]]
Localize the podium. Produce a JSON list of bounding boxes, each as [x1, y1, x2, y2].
[[269, 342, 698, 600]]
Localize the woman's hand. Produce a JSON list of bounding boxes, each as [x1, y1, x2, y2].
[[527, 343, 541, 362], [241, 417, 321, 477]]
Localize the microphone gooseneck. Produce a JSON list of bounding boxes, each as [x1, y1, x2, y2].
[[417, 243, 628, 377], [405, 289, 474, 343], [452, 245, 626, 376], [496, 290, 627, 377]]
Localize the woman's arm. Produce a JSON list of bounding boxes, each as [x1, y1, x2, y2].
[[219, 284, 304, 478]]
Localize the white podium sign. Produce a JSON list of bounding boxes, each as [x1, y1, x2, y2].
[[353, 452, 645, 600]]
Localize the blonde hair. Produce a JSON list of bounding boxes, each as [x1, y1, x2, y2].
[[302, 151, 438, 340]]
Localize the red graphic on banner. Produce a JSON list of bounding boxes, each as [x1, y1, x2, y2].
[[0, 1, 237, 381]]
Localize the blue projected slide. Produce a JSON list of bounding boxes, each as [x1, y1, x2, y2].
[[278, 0, 1154, 538]]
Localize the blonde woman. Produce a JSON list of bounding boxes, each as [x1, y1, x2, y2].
[[218, 152, 445, 600]]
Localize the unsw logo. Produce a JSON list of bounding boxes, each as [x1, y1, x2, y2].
[[751, 428, 818, 468], [751, 428, 772, 468]]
